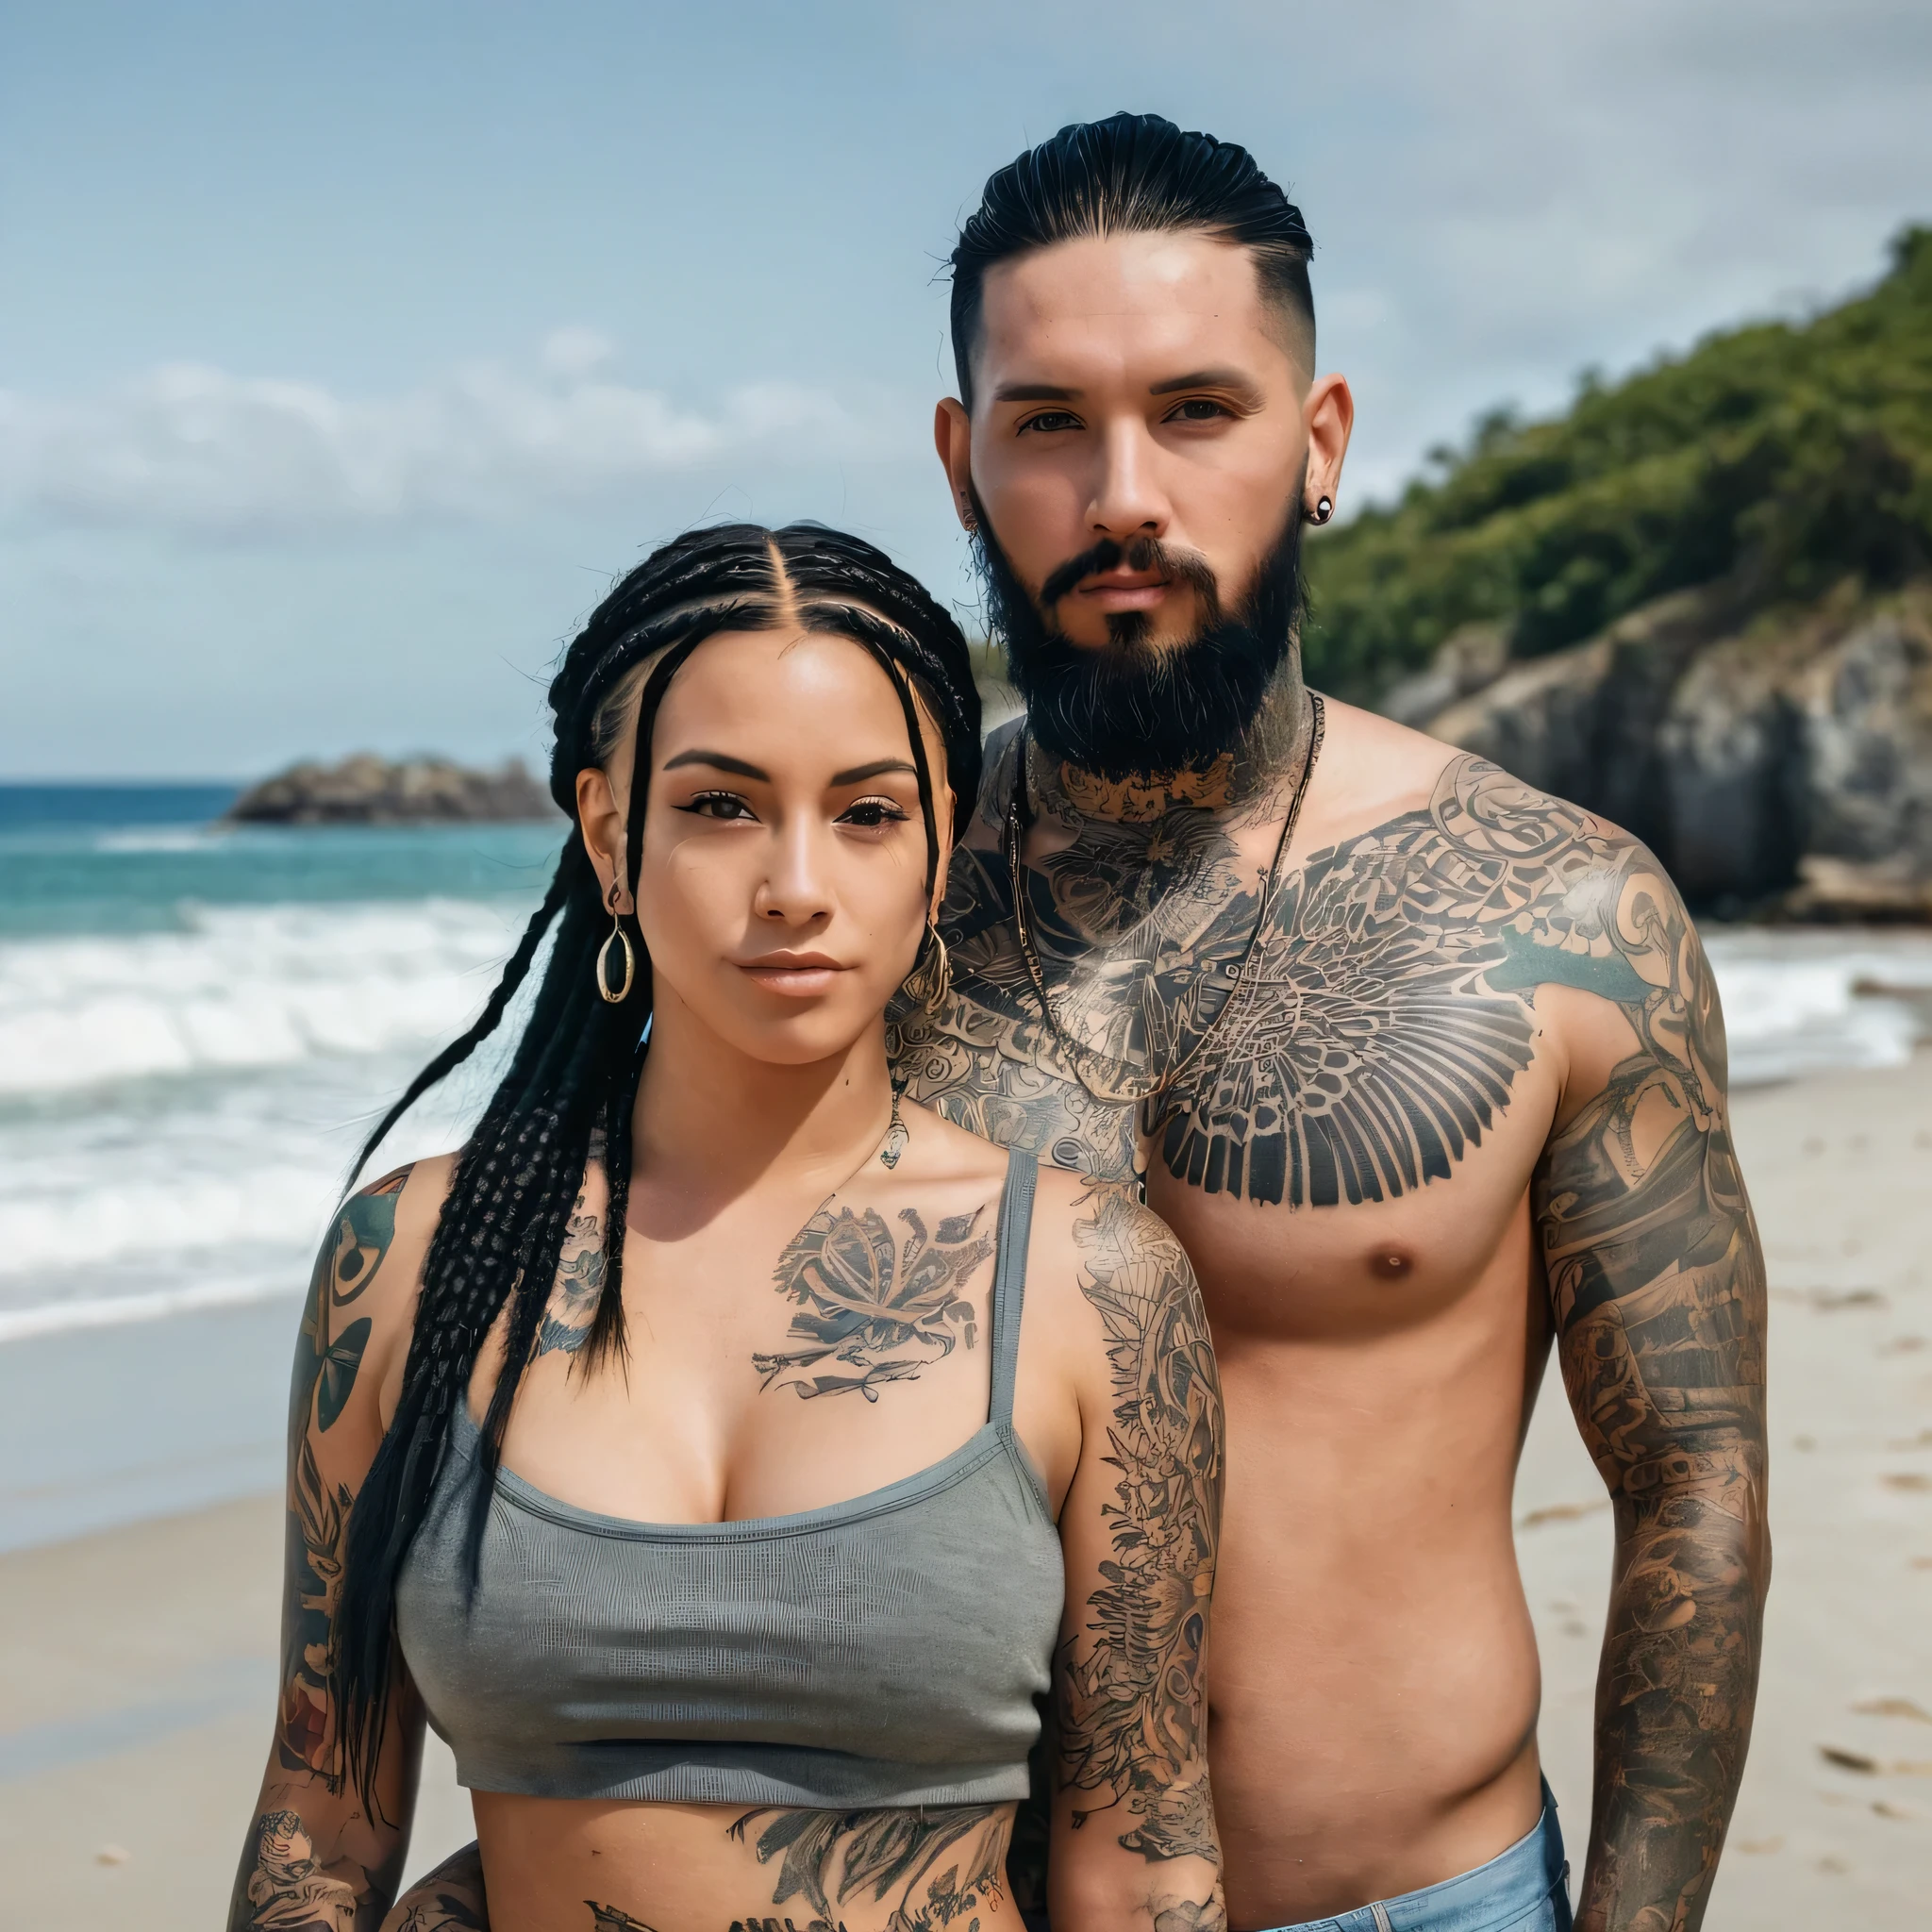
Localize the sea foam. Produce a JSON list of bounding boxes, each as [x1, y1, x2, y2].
[[1705, 930, 1932, 1085], [0, 898, 520, 1096], [0, 895, 530, 1337]]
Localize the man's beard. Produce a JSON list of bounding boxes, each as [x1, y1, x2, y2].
[[971, 485, 1306, 782]]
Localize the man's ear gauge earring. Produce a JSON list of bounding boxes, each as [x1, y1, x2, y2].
[[1308, 494, 1335, 525]]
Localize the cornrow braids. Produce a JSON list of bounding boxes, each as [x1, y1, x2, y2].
[[797, 609, 952, 985], [800, 600, 975, 864], [330, 523, 980, 1805], [774, 525, 983, 836]]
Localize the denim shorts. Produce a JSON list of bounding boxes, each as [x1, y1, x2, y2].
[[1257, 1781, 1572, 1932]]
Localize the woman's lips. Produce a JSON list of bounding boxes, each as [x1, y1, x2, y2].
[[737, 957, 848, 997]]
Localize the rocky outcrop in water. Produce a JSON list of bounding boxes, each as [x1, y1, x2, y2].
[[226, 755, 557, 825], [1388, 581, 1932, 920]]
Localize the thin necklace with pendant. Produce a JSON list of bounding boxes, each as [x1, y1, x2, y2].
[[878, 1086, 908, 1170], [804, 1086, 908, 1238], [1005, 691, 1325, 1115], [776, 1089, 909, 1290]]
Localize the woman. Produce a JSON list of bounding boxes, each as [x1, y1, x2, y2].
[[228, 524, 1226, 1932]]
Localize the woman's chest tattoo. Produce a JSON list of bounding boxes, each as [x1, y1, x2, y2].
[[755, 1199, 995, 1401]]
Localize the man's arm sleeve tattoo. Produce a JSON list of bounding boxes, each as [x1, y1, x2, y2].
[[1537, 864, 1770, 1932], [1055, 1184, 1227, 1929]]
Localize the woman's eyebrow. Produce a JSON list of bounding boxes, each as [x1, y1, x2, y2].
[[661, 750, 769, 780], [831, 758, 918, 785]]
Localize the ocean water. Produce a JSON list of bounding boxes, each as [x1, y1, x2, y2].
[[1, 782, 1929, 1548], [0, 787, 563, 1351]]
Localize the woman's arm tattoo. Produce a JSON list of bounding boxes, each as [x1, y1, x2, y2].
[[380, 1845, 489, 1931], [278, 1167, 412, 1785], [230, 1808, 381, 1931], [232, 1170, 415, 1932]]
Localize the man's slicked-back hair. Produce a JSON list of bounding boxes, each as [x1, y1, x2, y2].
[[948, 111, 1315, 409]]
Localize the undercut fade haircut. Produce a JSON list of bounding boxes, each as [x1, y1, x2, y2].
[[949, 110, 1315, 410]]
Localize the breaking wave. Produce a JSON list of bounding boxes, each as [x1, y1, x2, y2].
[[0, 895, 535, 1338], [0, 898, 524, 1097]]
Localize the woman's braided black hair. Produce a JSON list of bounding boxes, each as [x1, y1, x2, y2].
[[331, 523, 980, 1803]]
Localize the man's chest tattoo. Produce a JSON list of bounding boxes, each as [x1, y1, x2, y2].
[[895, 755, 1645, 1208]]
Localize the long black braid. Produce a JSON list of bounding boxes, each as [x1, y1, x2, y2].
[[331, 523, 980, 1803]]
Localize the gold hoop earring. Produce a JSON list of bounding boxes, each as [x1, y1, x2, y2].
[[597, 904, 636, 1005], [916, 923, 951, 1014]]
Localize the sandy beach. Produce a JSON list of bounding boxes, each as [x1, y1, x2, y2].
[[3, 1052, 1927, 1928]]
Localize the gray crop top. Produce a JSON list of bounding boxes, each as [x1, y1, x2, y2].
[[394, 1150, 1064, 1809]]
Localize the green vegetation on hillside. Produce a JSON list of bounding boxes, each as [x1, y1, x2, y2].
[[1302, 225, 1932, 700]]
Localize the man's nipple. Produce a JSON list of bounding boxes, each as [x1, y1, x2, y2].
[[1367, 1247, 1417, 1282]]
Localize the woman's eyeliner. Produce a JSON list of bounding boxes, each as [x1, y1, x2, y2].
[[840, 797, 910, 828], [678, 791, 756, 820], [674, 791, 908, 828]]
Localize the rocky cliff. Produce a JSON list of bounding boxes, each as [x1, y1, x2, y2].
[[1382, 581, 1932, 919], [1307, 221, 1931, 919], [226, 754, 558, 825]]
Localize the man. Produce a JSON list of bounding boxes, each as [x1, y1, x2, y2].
[[386, 112, 1765, 1932], [892, 114, 1768, 1932]]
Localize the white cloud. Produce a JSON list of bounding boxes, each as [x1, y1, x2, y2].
[[0, 335, 880, 535], [537, 326, 617, 383]]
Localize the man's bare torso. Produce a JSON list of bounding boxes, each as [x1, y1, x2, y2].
[[893, 696, 1744, 1925]]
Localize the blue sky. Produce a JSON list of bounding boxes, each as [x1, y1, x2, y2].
[[3, 0, 1928, 777]]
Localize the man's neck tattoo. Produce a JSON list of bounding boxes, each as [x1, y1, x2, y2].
[[1008, 691, 1325, 1114], [1032, 657, 1311, 826]]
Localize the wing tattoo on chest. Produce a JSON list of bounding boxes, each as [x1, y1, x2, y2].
[[894, 754, 1635, 1209]]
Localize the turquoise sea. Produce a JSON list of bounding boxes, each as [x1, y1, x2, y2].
[[0, 783, 562, 937], [1, 781, 1929, 1552], [0, 785, 564, 1327]]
